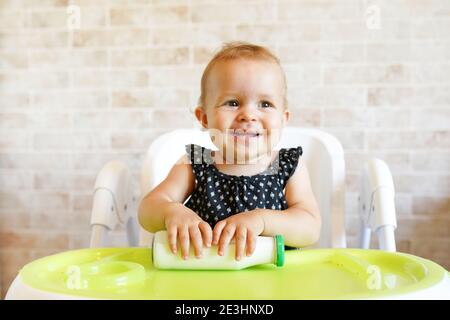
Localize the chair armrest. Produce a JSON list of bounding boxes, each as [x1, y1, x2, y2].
[[90, 160, 138, 247], [358, 158, 397, 252]]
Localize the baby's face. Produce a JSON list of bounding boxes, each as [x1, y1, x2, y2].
[[196, 59, 289, 163]]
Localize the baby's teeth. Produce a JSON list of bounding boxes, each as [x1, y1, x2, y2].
[[232, 131, 260, 137]]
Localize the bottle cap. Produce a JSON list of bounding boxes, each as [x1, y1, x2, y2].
[[275, 235, 285, 267]]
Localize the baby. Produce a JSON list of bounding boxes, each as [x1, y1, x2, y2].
[[138, 42, 321, 261]]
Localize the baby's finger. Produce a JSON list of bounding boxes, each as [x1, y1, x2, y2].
[[212, 220, 226, 245], [246, 229, 256, 256], [167, 225, 178, 254], [189, 225, 203, 259], [198, 221, 212, 248], [178, 227, 190, 260], [218, 225, 236, 256], [234, 227, 247, 261]]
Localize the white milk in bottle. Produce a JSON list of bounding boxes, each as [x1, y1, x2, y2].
[[152, 230, 285, 270]]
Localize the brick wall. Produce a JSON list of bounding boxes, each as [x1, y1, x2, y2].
[[1, 0, 449, 297]]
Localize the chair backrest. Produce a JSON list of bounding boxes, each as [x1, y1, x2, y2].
[[139, 127, 346, 249]]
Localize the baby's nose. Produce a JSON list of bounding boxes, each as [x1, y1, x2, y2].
[[237, 106, 257, 122]]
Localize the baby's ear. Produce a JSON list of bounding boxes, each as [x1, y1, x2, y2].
[[194, 106, 208, 129]]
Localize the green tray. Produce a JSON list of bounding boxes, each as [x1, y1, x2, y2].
[[18, 247, 448, 299]]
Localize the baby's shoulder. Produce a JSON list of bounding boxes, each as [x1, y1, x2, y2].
[[175, 154, 190, 165], [279, 146, 303, 160], [184, 143, 214, 166], [278, 146, 302, 170]]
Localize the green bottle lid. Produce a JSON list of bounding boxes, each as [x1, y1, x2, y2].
[[275, 235, 285, 267]]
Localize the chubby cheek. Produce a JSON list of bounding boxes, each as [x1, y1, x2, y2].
[[264, 117, 285, 149], [206, 112, 233, 148], [210, 112, 234, 131]]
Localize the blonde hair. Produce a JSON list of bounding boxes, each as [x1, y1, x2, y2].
[[199, 41, 287, 109]]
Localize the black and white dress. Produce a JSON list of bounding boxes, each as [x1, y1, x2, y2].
[[184, 143, 303, 229]]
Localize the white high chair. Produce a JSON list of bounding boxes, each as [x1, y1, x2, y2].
[[89, 127, 397, 252]]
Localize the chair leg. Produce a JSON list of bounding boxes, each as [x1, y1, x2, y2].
[[90, 224, 109, 248], [359, 219, 371, 249], [126, 217, 139, 247], [358, 158, 398, 251], [377, 225, 396, 252]]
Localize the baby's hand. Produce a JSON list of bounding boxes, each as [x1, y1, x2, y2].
[[164, 208, 212, 260], [212, 211, 265, 261]]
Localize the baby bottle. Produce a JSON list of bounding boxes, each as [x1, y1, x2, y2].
[[152, 230, 285, 270]]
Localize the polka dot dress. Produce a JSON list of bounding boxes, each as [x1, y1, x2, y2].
[[184, 143, 303, 229]]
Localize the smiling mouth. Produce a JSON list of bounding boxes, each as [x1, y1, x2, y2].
[[231, 131, 261, 138]]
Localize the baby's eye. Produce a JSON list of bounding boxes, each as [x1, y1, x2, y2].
[[224, 100, 239, 107], [260, 101, 274, 109]]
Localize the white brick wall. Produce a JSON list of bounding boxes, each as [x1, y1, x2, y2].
[[1, 0, 449, 298]]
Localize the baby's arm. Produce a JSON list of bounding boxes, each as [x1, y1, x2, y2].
[[138, 155, 212, 259], [262, 158, 322, 247], [213, 158, 321, 259]]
